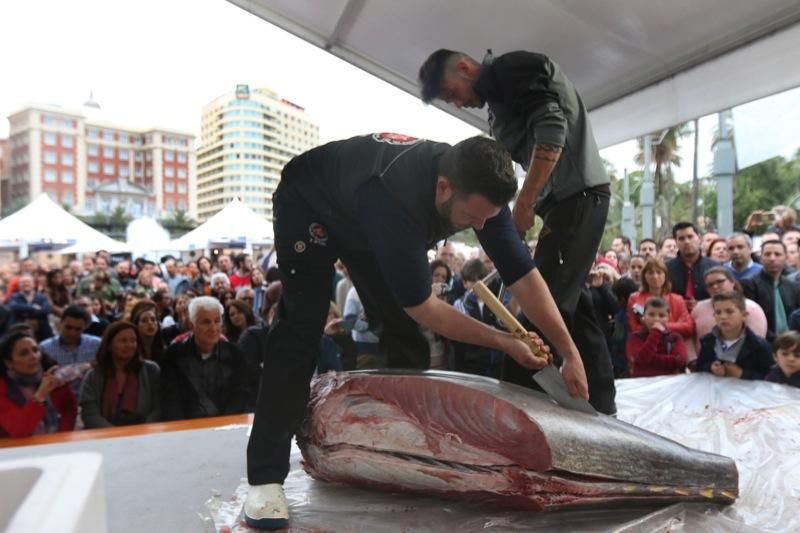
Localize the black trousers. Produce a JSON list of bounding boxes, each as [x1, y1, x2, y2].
[[502, 188, 617, 415], [246, 182, 429, 485]]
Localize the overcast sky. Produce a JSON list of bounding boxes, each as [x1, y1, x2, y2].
[[1, 0, 798, 184]]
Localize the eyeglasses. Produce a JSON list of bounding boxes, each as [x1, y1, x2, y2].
[[705, 278, 728, 289]]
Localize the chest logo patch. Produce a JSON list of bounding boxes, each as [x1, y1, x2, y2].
[[372, 132, 420, 145], [309, 222, 329, 246]]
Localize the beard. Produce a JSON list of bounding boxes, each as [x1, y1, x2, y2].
[[435, 196, 465, 236]]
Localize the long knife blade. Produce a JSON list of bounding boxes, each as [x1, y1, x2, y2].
[[470, 280, 596, 415]]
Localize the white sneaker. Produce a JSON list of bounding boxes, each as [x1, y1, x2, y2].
[[244, 483, 289, 530]]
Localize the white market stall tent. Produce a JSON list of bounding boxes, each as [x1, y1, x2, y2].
[[169, 198, 274, 251], [0, 194, 128, 255], [228, 0, 800, 148]]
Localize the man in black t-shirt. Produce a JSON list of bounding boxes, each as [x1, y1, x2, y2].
[[244, 134, 588, 530], [419, 49, 616, 416]]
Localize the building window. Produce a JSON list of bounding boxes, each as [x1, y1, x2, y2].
[[103, 147, 114, 158], [177, 152, 187, 163], [177, 168, 187, 179], [135, 168, 143, 178], [88, 144, 99, 156], [145, 152, 152, 161], [44, 132, 57, 146], [146, 167, 153, 177], [62, 153, 74, 166], [44, 169, 57, 182], [87, 128, 98, 139], [88, 162, 99, 173], [43, 115, 55, 126], [119, 134, 129, 144], [62, 170, 74, 183], [164, 166, 174, 177], [62, 192, 73, 206], [119, 149, 129, 160], [103, 163, 115, 175], [135, 152, 143, 162], [177, 183, 187, 194], [44, 151, 57, 164], [164, 150, 174, 161], [62, 119, 73, 129], [61, 135, 74, 148], [165, 181, 174, 193], [103, 131, 114, 141], [119, 166, 129, 178]]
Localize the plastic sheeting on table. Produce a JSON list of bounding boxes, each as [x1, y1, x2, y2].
[[207, 374, 800, 532]]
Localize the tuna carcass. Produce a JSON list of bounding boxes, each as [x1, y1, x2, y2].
[[297, 370, 738, 511]]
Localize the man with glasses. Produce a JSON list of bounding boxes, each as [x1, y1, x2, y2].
[[688, 267, 767, 365]]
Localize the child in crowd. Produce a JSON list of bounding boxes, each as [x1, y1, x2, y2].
[[696, 292, 773, 380], [452, 258, 504, 378], [765, 331, 800, 388], [610, 277, 639, 377], [625, 297, 686, 377]]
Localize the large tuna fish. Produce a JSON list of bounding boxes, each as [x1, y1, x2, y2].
[[297, 370, 738, 511]]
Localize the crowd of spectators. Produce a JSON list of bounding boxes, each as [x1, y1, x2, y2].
[[1, 205, 799, 438]]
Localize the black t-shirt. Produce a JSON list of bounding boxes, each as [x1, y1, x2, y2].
[[354, 177, 534, 307]]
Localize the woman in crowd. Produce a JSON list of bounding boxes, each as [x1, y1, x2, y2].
[[131, 300, 165, 364], [0, 331, 76, 437], [688, 266, 768, 364], [79, 321, 160, 428], [135, 270, 155, 297], [250, 268, 266, 319], [45, 268, 71, 320], [162, 293, 192, 346], [425, 260, 452, 369], [626, 258, 694, 341], [192, 256, 214, 296], [628, 255, 646, 286], [224, 300, 256, 345], [707, 238, 730, 263]]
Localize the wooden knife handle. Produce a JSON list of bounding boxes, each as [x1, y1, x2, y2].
[[471, 281, 552, 363]]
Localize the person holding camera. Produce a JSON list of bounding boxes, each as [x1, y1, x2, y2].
[[1, 330, 76, 438], [79, 321, 160, 428]]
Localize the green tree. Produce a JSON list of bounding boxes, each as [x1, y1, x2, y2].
[[634, 124, 692, 238], [162, 209, 197, 238]]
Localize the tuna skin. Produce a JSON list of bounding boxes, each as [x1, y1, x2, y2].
[[297, 370, 738, 511]]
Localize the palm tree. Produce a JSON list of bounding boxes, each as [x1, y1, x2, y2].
[[634, 123, 692, 237]]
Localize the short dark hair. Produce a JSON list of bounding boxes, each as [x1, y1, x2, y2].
[[461, 258, 488, 282], [711, 291, 746, 312], [639, 238, 656, 247], [773, 331, 800, 355], [235, 253, 249, 269], [418, 49, 460, 103], [761, 239, 786, 253], [612, 277, 639, 303], [672, 221, 699, 239], [703, 266, 742, 294], [644, 296, 668, 312], [438, 136, 517, 206], [615, 235, 631, 247], [62, 304, 90, 324]]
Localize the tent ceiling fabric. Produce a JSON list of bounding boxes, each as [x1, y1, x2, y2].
[[228, 0, 800, 147]]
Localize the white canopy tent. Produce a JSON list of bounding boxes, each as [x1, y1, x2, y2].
[[169, 199, 274, 251], [0, 194, 128, 255], [228, 0, 800, 148]]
